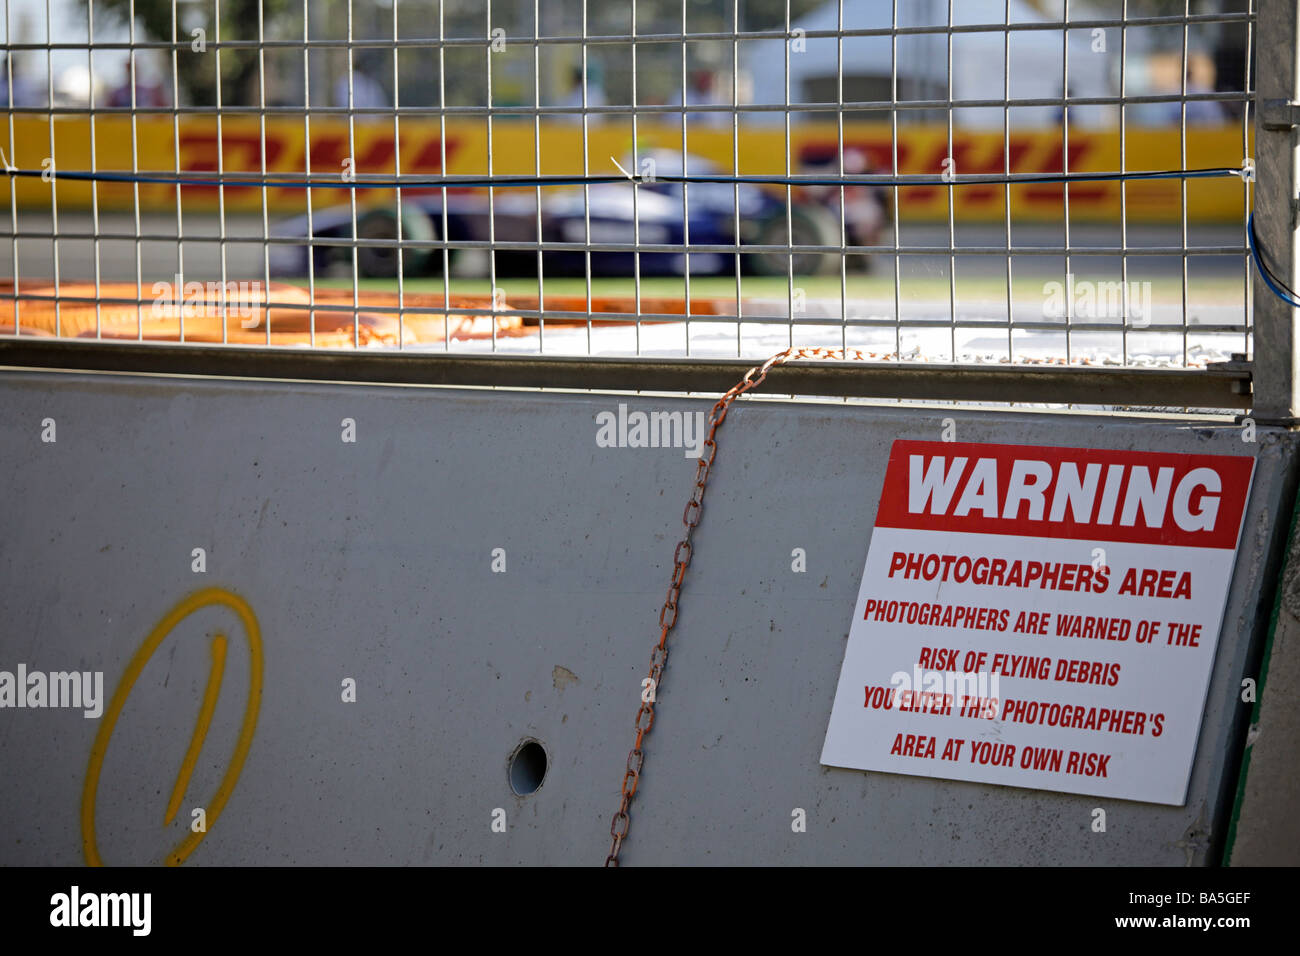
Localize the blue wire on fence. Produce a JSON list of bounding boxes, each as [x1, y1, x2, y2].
[[0, 163, 1246, 191], [1248, 212, 1300, 309]]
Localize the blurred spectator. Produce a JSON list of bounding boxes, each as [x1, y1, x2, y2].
[[1164, 67, 1226, 126], [560, 63, 606, 122], [0, 55, 44, 108], [107, 61, 170, 108], [672, 69, 730, 126], [333, 60, 388, 114]]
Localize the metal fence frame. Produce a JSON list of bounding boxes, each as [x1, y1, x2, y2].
[[0, 0, 1293, 414], [1253, 0, 1300, 422]]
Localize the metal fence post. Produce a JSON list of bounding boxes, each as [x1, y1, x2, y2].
[[1253, 0, 1300, 423]]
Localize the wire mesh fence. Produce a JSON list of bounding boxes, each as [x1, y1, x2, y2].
[[0, 0, 1264, 403]]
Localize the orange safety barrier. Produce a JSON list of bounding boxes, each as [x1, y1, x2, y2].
[[0, 282, 726, 347], [0, 281, 526, 346]]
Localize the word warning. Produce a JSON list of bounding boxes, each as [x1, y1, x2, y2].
[[820, 440, 1254, 805]]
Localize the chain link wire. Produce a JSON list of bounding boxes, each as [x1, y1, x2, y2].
[[604, 347, 868, 866]]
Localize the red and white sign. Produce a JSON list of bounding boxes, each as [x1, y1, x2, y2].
[[820, 440, 1255, 805]]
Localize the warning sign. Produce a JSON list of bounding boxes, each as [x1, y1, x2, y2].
[[820, 440, 1255, 805]]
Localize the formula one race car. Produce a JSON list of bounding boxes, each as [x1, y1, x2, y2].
[[270, 150, 888, 279]]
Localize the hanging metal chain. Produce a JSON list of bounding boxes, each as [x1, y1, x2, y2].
[[604, 346, 868, 867]]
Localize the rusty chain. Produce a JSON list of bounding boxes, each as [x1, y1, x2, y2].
[[604, 346, 869, 866]]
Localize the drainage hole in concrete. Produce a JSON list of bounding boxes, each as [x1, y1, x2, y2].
[[509, 740, 548, 796]]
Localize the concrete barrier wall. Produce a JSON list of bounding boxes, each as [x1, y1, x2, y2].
[[1226, 488, 1300, 866], [0, 369, 1294, 865]]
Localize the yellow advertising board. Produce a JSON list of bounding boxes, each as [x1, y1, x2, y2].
[[5, 116, 1249, 222]]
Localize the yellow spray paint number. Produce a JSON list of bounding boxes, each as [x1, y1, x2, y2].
[[81, 587, 263, 866]]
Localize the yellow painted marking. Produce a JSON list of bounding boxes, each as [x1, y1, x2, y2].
[[164, 634, 228, 827], [81, 587, 263, 867]]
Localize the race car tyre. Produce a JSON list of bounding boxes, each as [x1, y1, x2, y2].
[[752, 203, 840, 276], [356, 206, 439, 278]]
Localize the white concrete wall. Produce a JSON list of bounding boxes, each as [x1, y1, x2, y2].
[[0, 370, 1293, 865]]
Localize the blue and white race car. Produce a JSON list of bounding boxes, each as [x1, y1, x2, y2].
[[270, 150, 879, 279]]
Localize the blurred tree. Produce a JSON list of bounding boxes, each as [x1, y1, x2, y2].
[[85, 0, 293, 106]]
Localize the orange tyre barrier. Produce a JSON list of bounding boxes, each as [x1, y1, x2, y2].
[[0, 281, 526, 346], [0, 282, 729, 347]]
